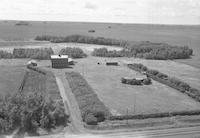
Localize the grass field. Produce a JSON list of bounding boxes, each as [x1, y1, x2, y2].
[[60, 56, 200, 116], [119, 57, 200, 90], [0, 20, 200, 68], [0, 65, 26, 96]]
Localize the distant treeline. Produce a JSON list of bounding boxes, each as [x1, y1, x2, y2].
[[35, 35, 129, 46], [35, 35, 193, 60], [0, 48, 54, 60]]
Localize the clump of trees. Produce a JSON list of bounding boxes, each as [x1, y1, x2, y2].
[[128, 63, 200, 102], [65, 72, 111, 125], [0, 92, 69, 135], [59, 47, 87, 58], [0, 48, 54, 60]]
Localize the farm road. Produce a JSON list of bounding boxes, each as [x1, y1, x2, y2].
[[53, 70, 86, 134]]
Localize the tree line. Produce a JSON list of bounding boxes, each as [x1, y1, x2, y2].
[[35, 35, 129, 47], [0, 48, 54, 60], [35, 35, 193, 60], [92, 44, 193, 60]]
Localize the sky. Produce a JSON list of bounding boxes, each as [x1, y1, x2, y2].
[[0, 0, 200, 25]]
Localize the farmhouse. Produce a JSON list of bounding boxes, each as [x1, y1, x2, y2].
[[51, 55, 68, 68]]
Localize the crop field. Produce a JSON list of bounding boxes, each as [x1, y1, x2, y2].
[[0, 65, 26, 96], [0, 21, 200, 68], [64, 56, 200, 116]]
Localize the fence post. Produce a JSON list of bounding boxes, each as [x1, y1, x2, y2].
[[126, 108, 129, 125]]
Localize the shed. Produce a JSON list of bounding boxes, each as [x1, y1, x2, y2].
[[27, 60, 37, 66], [106, 62, 119, 66], [68, 58, 74, 65], [50, 55, 68, 68]]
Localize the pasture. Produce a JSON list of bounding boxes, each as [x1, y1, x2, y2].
[[64, 56, 200, 116], [0, 21, 200, 68]]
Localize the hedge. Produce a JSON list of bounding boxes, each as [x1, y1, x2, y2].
[[109, 110, 200, 120], [121, 77, 151, 85], [65, 72, 111, 125], [27, 64, 46, 75]]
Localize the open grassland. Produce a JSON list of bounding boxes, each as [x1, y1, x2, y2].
[[0, 21, 199, 68], [65, 57, 200, 116], [0, 66, 26, 96]]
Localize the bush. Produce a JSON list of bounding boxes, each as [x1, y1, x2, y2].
[[59, 47, 87, 58], [147, 69, 159, 75], [157, 72, 168, 79], [143, 78, 152, 85], [130, 79, 142, 85], [85, 113, 98, 125]]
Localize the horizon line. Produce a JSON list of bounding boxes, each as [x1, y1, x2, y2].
[[1, 19, 200, 26]]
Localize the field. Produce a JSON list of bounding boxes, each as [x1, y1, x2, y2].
[[63, 56, 200, 116], [1, 40, 200, 117], [0, 65, 26, 96], [0, 21, 200, 68], [119, 57, 200, 90]]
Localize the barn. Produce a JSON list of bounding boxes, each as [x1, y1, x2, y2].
[[50, 55, 68, 68]]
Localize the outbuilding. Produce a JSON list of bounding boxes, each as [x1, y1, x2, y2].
[[106, 62, 119, 66], [27, 60, 37, 66], [50, 55, 68, 68]]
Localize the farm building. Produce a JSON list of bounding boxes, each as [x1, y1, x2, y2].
[[50, 55, 69, 68], [27, 60, 37, 66], [106, 62, 119, 66]]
